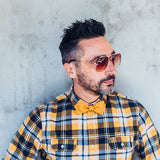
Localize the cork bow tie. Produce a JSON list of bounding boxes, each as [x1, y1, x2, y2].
[[74, 100, 106, 116]]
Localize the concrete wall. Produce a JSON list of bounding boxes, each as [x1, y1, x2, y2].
[[0, 0, 160, 158]]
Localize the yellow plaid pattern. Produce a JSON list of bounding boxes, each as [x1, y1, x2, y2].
[[3, 89, 160, 159]]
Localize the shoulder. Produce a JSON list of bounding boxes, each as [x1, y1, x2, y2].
[[107, 91, 137, 102], [106, 92, 145, 111], [27, 91, 71, 122], [34, 90, 71, 114]]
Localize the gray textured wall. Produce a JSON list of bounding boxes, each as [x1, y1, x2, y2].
[[0, 0, 160, 159]]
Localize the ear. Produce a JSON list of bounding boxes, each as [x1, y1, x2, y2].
[[64, 63, 76, 79]]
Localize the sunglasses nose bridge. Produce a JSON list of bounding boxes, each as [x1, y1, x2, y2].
[[108, 56, 112, 62]]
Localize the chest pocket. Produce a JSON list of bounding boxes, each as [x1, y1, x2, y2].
[[51, 139, 77, 152], [108, 136, 134, 150]]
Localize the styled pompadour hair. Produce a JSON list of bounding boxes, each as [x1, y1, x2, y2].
[[59, 19, 106, 64]]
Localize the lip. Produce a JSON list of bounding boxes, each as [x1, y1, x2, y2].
[[102, 79, 114, 85]]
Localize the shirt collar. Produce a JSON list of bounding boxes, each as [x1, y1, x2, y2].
[[68, 86, 104, 106]]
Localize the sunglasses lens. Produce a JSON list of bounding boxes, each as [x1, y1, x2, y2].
[[113, 54, 121, 67], [95, 53, 121, 72], [96, 57, 108, 72]]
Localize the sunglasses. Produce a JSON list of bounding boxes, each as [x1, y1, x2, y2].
[[68, 53, 121, 72]]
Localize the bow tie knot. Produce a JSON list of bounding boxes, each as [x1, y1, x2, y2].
[[89, 106, 95, 111], [74, 100, 106, 116]]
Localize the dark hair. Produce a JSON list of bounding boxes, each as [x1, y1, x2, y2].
[[59, 19, 106, 64]]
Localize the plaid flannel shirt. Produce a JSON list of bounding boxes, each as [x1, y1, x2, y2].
[[3, 89, 160, 160]]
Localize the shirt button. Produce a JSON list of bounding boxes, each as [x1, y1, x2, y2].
[[121, 143, 124, 147], [61, 144, 64, 149]]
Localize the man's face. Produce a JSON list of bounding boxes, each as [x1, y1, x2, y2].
[[73, 36, 118, 96]]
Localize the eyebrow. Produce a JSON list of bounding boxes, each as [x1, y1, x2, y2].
[[90, 50, 116, 62]]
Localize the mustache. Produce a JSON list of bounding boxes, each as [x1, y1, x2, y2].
[[100, 75, 115, 84]]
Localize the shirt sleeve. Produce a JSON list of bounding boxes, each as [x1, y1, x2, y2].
[[3, 107, 42, 160], [137, 104, 160, 159]]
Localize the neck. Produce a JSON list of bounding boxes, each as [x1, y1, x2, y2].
[[73, 84, 100, 104]]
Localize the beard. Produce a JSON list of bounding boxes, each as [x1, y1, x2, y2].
[[77, 71, 115, 96]]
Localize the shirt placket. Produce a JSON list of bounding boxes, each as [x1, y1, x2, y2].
[[87, 113, 98, 159], [82, 114, 89, 160]]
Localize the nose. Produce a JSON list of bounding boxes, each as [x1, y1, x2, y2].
[[104, 61, 117, 76]]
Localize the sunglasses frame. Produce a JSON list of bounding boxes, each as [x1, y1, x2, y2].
[[68, 53, 121, 72]]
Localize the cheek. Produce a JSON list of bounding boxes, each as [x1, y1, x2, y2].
[[77, 66, 88, 76], [78, 65, 104, 81]]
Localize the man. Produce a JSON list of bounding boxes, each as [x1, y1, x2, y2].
[[3, 19, 160, 159]]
